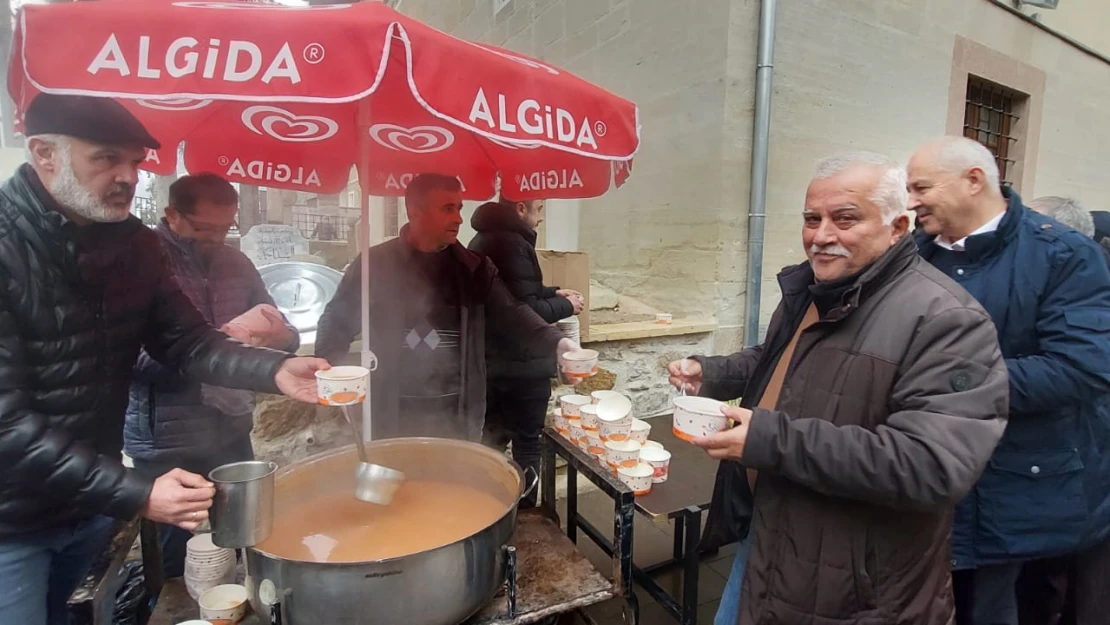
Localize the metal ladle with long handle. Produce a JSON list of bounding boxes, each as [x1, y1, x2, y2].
[[317, 363, 405, 505], [340, 405, 405, 505]]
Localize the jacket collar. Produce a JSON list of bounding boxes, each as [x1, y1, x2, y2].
[[398, 224, 482, 274], [915, 187, 1025, 264], [778, 234, 919, 322]]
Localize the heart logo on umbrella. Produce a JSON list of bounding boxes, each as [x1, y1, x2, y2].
[[369, 124, 455, 154], [242, 106, 339, 143]]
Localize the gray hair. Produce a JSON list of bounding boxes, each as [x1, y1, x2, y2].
[[812, 151, 908, 225], [932, 136, 1002, 192], [1028, 196, 1094, 237]]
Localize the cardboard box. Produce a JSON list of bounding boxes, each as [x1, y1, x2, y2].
[[537, 250, 590, 340]]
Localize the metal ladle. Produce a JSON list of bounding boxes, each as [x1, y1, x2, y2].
[[340, 405, 405, 505]]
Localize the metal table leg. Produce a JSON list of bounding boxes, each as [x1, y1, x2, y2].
[[673, 515, 686, 563], [566, 464, 578, 543], [542, 437, 558, 520], [680, 507, 702, 625]]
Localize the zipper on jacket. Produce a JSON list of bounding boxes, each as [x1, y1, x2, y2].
[[91, 296, 105, 410]]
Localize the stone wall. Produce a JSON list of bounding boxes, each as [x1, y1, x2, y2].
[[553, 330, 715, 419], [394, 0, 1110, 350]]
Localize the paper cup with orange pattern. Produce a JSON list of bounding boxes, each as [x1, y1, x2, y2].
[[618, 462, 654, 495], [580, 404, 601, 433], [598, 413, 633, 443], [315, 366, 370, 406], [551, 408, 569, 437], [585, 430, 607, 459], [591, 390, 625, 405], [570, 424, 588, 452], [560, 348, 599, 381], [672, 396, 729, 442], [630, 418, 651, 444], [559, 394, 592, 418], [605, 440, 642, 472], [639, 446, 672, 483]]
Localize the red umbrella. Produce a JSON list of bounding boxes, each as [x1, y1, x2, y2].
[[8, 0, 638, 423], [8, 0, 639, 200]]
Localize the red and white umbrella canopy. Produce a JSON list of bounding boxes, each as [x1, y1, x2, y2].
[[9, 0, 639, 200]]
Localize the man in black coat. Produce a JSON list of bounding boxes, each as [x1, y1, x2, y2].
[[315, 176, 576, 445], [468, 196, 583, 507], [0, 94, 327, 625]]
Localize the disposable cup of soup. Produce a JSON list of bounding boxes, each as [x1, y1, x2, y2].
[[560, 394, 592, 418], [598, 413, 633, 443], [198, 584, 248, 622], [642, 440, 664, 451], [561, 349, 599, 381], [630, 419, 651, 443], [605, 440, 642, 471], [672, 396, 729, 442], [580, 404, 600, 432], [655, 313, 673, 324], [639, 446, 672, 484], [315, 366, 369, 406], [551, 408, 568, 435], [591, 390, 625, 405], [585, 430, 607, 457], [618, 462, 654, 495]]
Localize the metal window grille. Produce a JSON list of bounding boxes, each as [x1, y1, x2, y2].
[[964, 77, 1023, 187], [294, 212, 352, 241], [131, 196, 161, 227]]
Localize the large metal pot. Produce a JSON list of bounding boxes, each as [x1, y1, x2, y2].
[[244, 438, 531, 625]]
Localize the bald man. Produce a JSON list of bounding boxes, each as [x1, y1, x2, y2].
[[908, 137, 1110, 625]]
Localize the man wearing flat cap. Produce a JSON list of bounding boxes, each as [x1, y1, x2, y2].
[[0, 93, 330, 625]]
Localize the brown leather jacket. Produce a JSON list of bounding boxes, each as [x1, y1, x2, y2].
[[699, 236, 1008, 625]]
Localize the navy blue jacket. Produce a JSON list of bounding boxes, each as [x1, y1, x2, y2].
[[124, 222, 298, 465], [917, 189, 1110, 568]]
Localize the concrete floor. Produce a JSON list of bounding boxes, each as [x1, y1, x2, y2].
[[550, 487, 737, 625]]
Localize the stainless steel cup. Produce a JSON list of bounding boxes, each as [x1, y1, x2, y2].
[[206, 460, 277, 549]]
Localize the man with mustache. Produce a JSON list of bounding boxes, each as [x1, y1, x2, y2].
[[316, 173, 576, 442], [668, 152, 1008, 625], [124, 173, 299, 580], [908, 137, 1110, 625], [0, 94, 328, 625]]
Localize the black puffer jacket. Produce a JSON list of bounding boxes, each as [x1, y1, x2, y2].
[[0, 165, 291, 536], [468, 202, 573, 378]]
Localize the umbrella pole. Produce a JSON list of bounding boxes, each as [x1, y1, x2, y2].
[[360, 190, 372, 444], [358, 99, 374, 444]]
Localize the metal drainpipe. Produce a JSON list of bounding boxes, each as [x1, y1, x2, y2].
[[742, 0, 778, 347]]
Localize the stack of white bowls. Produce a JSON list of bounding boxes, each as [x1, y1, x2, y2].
[[184, 534, 236, 601], [556, 316, 581, 346]]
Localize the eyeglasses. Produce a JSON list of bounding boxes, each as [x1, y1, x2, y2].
[[179, 212, 238, 235]]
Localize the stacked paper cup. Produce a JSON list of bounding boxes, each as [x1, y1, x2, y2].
[[184, 533, 236, 601], [556, 316, 581, 346]]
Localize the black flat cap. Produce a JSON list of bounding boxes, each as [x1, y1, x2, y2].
[[24, 93, 161, 150]]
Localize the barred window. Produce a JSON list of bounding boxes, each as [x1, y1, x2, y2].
[[964, 77, 1026, 187]]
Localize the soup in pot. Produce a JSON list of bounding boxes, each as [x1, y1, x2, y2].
[[254, 480, 508, 563]]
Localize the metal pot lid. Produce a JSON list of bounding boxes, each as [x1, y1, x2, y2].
[[259, 261, 344, 336]]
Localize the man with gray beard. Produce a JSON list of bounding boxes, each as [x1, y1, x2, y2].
[[0, 94, 329, 625]]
